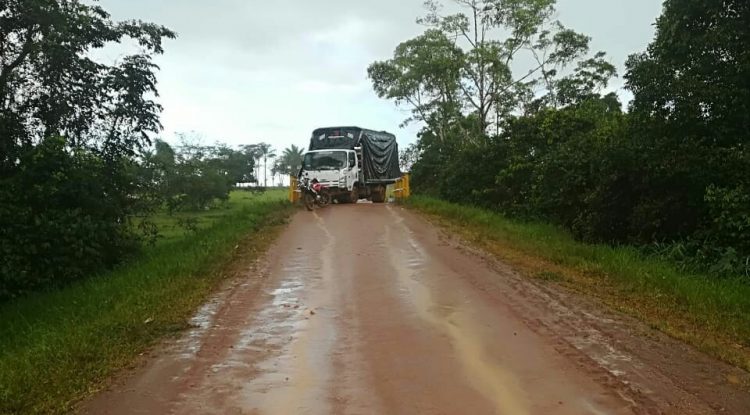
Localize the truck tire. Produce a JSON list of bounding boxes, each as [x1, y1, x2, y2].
[[340, 189, 358, 204], [371, 186, 386, 203]]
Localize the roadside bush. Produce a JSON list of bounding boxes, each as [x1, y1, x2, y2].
[[0, 138, 140, 299], [408, 93, 750, 278], [440, 137, 509, 208]]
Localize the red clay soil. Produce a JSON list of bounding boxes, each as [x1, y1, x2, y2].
[[82, 204, 750, 414]]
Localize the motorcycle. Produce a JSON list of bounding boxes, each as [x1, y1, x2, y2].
[[298, 177, 331, 211]]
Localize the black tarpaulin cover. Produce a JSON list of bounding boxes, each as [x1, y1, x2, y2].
[[309, 127, 401, 181]]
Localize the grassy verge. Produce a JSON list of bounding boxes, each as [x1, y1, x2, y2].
[[407, 196, 750, 372], [0, 190, 294, 414]]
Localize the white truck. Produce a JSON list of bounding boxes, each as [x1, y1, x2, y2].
[[300, 127, 401, 203]]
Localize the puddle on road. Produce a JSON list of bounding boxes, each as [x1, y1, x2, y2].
[[270, 280, 304, 306], [177, 296, 223, 359]]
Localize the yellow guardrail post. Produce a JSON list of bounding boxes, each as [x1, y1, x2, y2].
[[393, 173, 411, 201], [288, 175, 300, 203]]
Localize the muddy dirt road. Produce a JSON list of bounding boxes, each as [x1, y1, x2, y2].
[[84, 205, 750, 414]]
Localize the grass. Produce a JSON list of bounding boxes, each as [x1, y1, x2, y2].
[[0, 190, 294, 414], [407, 196, 750, 372]]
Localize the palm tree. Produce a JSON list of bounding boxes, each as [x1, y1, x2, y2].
[[276, 144, 305, 177], [255, 142, 276, 188], [271, 159, 284, 187]]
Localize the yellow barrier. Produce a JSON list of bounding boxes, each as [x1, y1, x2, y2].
[[393, 174, 411, 200], [288, 175, 300, 203]]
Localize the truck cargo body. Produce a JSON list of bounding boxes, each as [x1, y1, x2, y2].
[[301, 126, 401, 203]]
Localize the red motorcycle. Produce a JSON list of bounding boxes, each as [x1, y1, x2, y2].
[[299, 177, 331, 211]]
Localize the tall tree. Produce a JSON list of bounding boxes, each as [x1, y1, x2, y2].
[[0, 0, 175, 297], [627, 0, 749, 141], [368, 0, 615, 136], [1, 0, 175, 165], [368, 29, 464, 142], [240, 143, 262, 183]]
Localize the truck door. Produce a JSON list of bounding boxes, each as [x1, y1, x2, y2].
[[346, 151, 357, 190], [354, 151, 364, 185]]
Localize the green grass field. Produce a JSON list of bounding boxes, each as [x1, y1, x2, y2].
[[145, 191, 276, 244], [0, 190, 293, 414], [407, 196, 750, 372]]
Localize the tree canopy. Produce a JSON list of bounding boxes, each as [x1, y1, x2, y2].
[[368, 0, 616, 139]]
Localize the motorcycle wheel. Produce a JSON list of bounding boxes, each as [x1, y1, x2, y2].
[[319, 192, 332, 207], [304, 193, 315, 211]]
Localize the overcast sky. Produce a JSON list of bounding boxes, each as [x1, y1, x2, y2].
[[95, 0, 664, 153]]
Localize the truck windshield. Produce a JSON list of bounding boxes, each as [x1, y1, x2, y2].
[[303, 151, 347, 171]]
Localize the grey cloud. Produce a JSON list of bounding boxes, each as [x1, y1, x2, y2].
[[101, 0, 424, 55], [93, 0, 663, 151]]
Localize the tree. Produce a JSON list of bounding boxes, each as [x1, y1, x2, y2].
[[211, 144, 255, 184], [241, 143, 263, 184], [0, 0, 175, 298], [368, 0, 615, 136], [253, 142, 276, 187], [399, 143, 420, 172], [144, 137, 257, 211], [627, 0, 749, 143], [274, 144, 305, 177], [553, 53, 617, 106], [368, 29, 464, 142]]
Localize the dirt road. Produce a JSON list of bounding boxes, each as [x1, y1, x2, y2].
[[84, 205, 750, 414]]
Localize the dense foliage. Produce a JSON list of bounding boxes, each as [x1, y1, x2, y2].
[[375, 0, 749, 277], [0, 0, 176, 298], [0, 0, 287, 300]]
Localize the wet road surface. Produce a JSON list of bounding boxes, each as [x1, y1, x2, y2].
[[84, 205, 750, 414]]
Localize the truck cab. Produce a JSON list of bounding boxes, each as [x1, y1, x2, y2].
[[301, 149, 361, 203]]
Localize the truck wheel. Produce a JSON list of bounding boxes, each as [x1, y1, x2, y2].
[[371, 186, 386, 203], [348, 189, 359, 204], [339, 189, 357, 204]]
